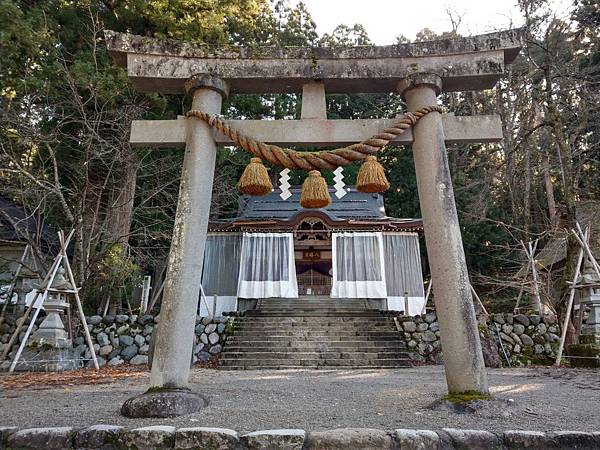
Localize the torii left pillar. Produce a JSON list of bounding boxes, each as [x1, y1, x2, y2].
[[121, 75, 228, 418]]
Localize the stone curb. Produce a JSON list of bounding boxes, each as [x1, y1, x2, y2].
[[1, 426, 599, 449]]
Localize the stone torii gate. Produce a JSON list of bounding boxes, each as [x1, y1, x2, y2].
[[105, 29, 523, 417]]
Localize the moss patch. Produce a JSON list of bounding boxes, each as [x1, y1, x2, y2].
[[443, 390, 492, 404]]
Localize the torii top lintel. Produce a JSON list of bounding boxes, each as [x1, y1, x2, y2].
[[105, 29, 524, 95]]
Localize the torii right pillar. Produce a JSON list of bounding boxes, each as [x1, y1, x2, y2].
[[399, 73, 489, 395]]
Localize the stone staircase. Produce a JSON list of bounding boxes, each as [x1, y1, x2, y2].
[[220, 296, 411, 370]]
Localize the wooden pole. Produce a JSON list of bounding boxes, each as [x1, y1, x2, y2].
[[422, 280, 432, 314], [514, 240, 531, 313], [0, 232, 74, 363], [554, 242, 585, 366], [59, 230, 99, 370], [528, 240, 543, 313], [140, 275, 151, 313], [573, 224, 600, 278], [8, 230, 75, 372], [470, 284, 489, 315]]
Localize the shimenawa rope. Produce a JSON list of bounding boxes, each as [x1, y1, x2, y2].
[[186, 105, 443, 171]]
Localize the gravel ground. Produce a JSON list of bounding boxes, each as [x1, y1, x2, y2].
[[1, 366, 599, 433]]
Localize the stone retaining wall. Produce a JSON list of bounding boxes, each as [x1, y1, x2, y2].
[[1, 425, 598, 449], [396, 313, 560, 366], [78, 314, 232, 368], [0, 314, 231, 370]]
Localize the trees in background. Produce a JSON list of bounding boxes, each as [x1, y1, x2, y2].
[[1, 0, 598, 320]]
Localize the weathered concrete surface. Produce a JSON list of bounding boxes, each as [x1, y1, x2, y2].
[[105, 29, 523, 94], [129, 114, 503, 148], [145, 80, 224, 394], [400, 75, 488, 394], [301, 82, 327, 120]]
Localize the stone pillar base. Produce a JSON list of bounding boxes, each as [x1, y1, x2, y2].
[[121, 388, 208, 418]]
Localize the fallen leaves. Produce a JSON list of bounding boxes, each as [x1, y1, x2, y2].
[[0, 365, 148, 391], [0, 357, 222, 391]]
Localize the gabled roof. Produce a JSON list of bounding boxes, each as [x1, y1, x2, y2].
[[0, 195, 57, 250], [238, 188, 386, 221], [209, 187, 423, 232]]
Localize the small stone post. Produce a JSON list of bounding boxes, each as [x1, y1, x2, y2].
[[399, 74, 489, 395], [121, 75, 229, 418]]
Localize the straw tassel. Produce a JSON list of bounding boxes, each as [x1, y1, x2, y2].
[[356, 155, 390, 193], [238, 157, 273, 196], [300, 170, 332, 209]]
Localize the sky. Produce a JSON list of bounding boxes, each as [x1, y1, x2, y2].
[[297, 0, 574, 45]]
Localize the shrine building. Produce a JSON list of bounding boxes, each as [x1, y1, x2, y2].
[[199, 184, 425, 317]]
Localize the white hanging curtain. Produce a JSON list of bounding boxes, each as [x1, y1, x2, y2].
[[331, 231, 387, 298], [383, 232, 425, 315], [237, 232, 298, 299], [200, 233, 242, 316]]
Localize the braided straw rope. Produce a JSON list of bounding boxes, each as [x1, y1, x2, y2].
[[186, 105, 444, 171]]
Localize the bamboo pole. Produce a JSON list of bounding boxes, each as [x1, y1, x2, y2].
[[58, 231, 99, 370], [470, 284, 489, 315], [554, 241, 585, 366], [422, 280, 432, 314], [8, 230, 75, 372], [514, 240, 531, 313], [527, 240, 543, 313], [573, 224, 600, 278], [0, 232, 74, 364]]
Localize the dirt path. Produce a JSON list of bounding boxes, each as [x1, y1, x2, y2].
[[1, 366, 598, 433]]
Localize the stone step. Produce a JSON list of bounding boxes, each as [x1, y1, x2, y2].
[[234, 316, 392, 322], [219, 358, 411, 368], [224, 345, 407, 353], [244, 312, 384, 318], [226, 335, 403, 343], [224, 339, 407, 346], [230, 329, 399, 336], [232, 324, 397, 331], [221, 351, 409, 360]]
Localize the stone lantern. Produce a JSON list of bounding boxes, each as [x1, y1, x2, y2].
[[577, 264, 600, 337], [568, 263, 600, 368], [12, 266, 38, 317], [13, 266, 80, 371], [31, 267, 74, 349]]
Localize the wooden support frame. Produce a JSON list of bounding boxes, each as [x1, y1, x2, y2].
[[2, 230, 99, 372]]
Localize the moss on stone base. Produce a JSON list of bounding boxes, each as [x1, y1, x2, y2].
[[567, 343, 600, 368], [442, 391, 492, 404]]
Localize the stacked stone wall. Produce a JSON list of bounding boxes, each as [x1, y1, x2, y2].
[[395, 312, 560, 366], [0, 314, 231, 369]]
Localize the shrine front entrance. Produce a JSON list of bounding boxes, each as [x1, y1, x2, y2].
[[294, 218, 333, 296]]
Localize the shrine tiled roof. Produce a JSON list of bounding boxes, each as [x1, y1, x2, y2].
[[209, 187, 422, 231], [238, 188, 386, 221]]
